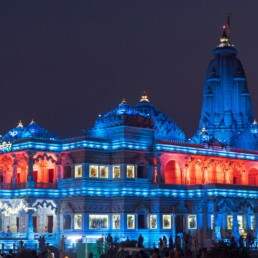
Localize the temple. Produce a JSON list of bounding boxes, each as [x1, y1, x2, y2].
[[0, 20, 258, 254]]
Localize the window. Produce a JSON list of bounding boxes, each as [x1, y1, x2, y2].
[[127, 214, 135, 229], [227, 215, 233, 230], [251, 216, 254, 230], [150, 215, 157, 229], [113, 166, 120, 178], [112, 214, 120, 229], [188, 215, 197, 229], [75, 165, 83, 178], [162, 215, 171, 229], [74, 214, 83, 229], [89, 165, 98, 178], [89, 215, 108, 229], [237, 215, 243, 230], [211, 215, 214, 230], [100, 166, 108, 178], [127, 165, 135, 178]]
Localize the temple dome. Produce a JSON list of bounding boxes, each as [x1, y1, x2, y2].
[[92, 99, 153, 129], [89, 94, 186, 142], [135, 93, 186, 141], [4, 120, 58, 142]]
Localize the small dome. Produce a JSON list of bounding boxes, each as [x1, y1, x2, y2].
[[4, 121, 58, 142], [92, 100, 153, 130], [89, 94, 186, 142], [135, 93, 186, 141]]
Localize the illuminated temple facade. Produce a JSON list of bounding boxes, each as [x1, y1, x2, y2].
[[0, 27, 258, 251]]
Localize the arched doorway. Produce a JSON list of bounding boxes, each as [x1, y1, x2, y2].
[[248, 168, 258, 186], [164, 160, 181, 184]]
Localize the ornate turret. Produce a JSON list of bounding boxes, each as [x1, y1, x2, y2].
[[193, 17, 258, 149]]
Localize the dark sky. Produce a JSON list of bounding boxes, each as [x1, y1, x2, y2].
[[0, 0, 257, 139]]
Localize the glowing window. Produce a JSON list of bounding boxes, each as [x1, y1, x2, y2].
[[113, 166, 120, 178], [162, 215, 171, 229], [89, 215, 108, 229], [237, 215, 243, 230], [127, 165, 135, 178], [89, 165, 98, 178], [112, 214, 120, 229], [100, 166, 108, 178], [127, 214, 135, 229], [150, 215, 157, 229], [74, 214, 82, 229], [211, 215, 214, 230], [227, 215, 233, 230], [188, 215, 197, 229], [251, 216, 254, 230], [74, 165, 83, 178]]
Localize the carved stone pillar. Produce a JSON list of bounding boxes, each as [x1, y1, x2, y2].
[[56, 162, 62, 182], [232, 212, 239, 239], [171, 214, 176, 243], [203, 167, 208, 184], [156, 163, 162, 183], [26, 152, 36, 188], [54, 201, 61, 245], [214, 212, 222, 242], [27, 207, 35, 240], [254, 213, 258, 239], [185, 164, 189, 184], [12, 160, 18, 184]]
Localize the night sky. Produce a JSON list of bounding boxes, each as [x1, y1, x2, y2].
[[0, 0, 257, 139]]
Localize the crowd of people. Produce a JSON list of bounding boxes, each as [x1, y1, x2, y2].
[[0, 249, 55, 258]]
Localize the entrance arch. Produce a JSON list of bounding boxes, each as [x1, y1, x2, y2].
[[248, 168, 258, 186], [164, 160, 181, 184]]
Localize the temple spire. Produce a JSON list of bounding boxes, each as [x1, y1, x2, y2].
[[226, 12, 232, 41], [219, 13, 232, 46]]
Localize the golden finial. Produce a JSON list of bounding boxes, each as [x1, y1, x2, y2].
[[30, 119, 35, 124], [220, 25, 229, 44], [17, 120, 23, 127], [253, 119, 257, 125], [121, 98, 127, 104], [140, 91, 150, 102]]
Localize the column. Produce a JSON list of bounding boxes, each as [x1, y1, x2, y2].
[[55, 204, 61, 246], [56, 162, 62, 183], [232, 212, 240, 239], [185, 164, 189, 184], [156, 163, 162, 183], [26, 152, 35, 188], [214, 212, 222, 242], [203, 167, 208, 184], [255, 213, 258, 239], [12, 161, 18, 185], [246, 214, 250, 231], [27, 208, 34, 240], [197, 212, 203, 249], [171, 214, 176, 243]]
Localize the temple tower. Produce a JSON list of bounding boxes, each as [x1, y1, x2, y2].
[[194, 18, 258, 149]]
